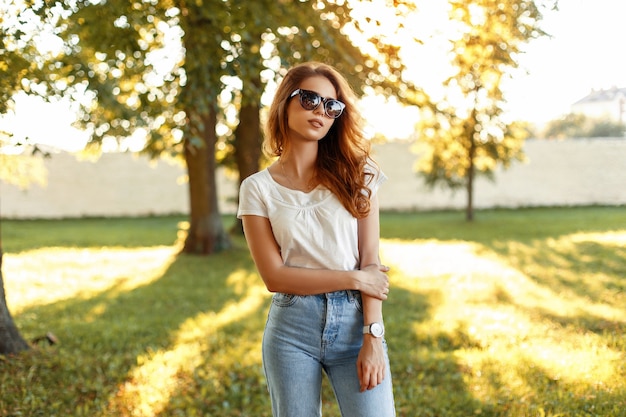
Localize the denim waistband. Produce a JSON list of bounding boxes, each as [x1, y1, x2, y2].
[[316, 289, 359, 300]]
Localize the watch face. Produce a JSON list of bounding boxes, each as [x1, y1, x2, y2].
[[370, 322, 384, 337]]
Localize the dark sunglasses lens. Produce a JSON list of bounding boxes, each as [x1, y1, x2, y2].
[[299, 90, 321, 110], [325, 100, 344, 118]]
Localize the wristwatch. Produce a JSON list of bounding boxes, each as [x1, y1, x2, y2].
[[363, 322, 385, 338]]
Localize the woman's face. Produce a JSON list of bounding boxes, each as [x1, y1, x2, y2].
[[286, 76, 339, 144]]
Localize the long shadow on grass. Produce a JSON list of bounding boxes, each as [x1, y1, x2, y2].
[[496, 356, 626, 416], [495, 239, 626, 307], [154, 278, 442, 416], [383, 284, 499, 417], [379, 208, 626, 416], [154, 280, 498, 417], [382, 209, 626, 321], [9, 207, 624, 416], [11, 242, 261, 416]]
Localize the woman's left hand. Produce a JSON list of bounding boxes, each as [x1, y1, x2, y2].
[[356, 335, 386, 392]]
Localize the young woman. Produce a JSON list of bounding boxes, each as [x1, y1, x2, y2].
[[237, 62, 395, 417]]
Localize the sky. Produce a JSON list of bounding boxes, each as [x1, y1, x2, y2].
[[3, 0, 626, 151], [505, 0, 626, 123], [362, 0, 626, 139]]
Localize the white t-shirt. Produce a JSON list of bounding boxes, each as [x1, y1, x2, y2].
[[237, 162, 386, 272]]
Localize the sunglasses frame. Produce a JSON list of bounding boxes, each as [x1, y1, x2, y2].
[[289, 89, 346, 119]]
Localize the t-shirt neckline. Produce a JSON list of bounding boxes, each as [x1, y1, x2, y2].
[[264, 167, 322, 194]]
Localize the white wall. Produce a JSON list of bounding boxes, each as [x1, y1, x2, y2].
[[1, 138, 625, 219], [375, 138, 626, 211]]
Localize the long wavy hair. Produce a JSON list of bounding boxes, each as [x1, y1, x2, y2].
[[264, 62, 375, 219]]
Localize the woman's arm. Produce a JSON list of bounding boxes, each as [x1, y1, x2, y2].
[[241, 215, 389, 298], [356, 194, 388, 392]]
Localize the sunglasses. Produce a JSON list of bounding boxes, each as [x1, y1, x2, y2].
[[289, 89, 346, 119]]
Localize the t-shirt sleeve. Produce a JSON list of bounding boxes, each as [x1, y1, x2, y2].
[[237, 175, 268, 219], [365, 159, 387, 197]]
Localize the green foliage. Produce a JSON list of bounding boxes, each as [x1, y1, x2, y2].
[[2, 0, 429, 158], [588, 119, 626, 137], [0, 146, 48, 189], [544, 113, 626, 139], [0, 2, 48, 114], [1, 207, 625, 416]]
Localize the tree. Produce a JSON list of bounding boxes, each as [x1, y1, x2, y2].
[[587, 119, 625, 138], [22, 0, 429, 248], [0, 143, 50, 354], [14, 0, 235, 254], [0, 141, 50, 354], [0, 2, 42, 353], [416, 0, 556, 221], [0, 243, 30, 354], [176, 3, 233, 253], [544, 113, 625, 139]]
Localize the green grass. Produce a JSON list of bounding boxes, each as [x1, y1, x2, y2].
[[1, 207, 625, 417]]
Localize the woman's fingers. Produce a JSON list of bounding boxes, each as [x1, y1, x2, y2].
[[360, 264, 390, 299], [359, 364, 385, 391]]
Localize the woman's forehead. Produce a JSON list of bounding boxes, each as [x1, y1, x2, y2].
[[299, 76, 338, 99]]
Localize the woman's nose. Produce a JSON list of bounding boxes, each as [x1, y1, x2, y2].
[[313, 103, 325, 116]]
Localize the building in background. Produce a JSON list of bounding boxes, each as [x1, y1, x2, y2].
[[571, 87, 626, 123]]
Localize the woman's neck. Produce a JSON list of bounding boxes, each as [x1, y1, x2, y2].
[[281, 143, 318, 177], [279, 145, 318, 191]]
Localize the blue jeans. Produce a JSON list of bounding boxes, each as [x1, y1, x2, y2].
[[262, 290, 396, 417]]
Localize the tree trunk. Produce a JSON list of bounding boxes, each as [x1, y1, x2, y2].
[[466, 152, 475, 222], [231, 101, 262, 235], [0, 251, 30, 354], [466, 123, 476, 222], [182, 107, 232, 254]]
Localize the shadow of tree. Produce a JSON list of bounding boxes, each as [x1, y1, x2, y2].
[[377, 279, 498, 417], [5, 208, 625, 416], [9, 241, 260, 416], [494, 239, 626, 306], [476, 355, 626, 416], [377, 208, 626, 416], [153, 282, 494, 417]]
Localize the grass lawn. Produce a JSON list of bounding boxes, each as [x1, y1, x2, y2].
[[1, 207, 625, 416]]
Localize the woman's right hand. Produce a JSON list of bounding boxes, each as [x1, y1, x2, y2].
[[358, 264, 390, 300]]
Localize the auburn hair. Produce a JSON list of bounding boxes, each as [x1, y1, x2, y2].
[[264, 62, 375, 219]]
